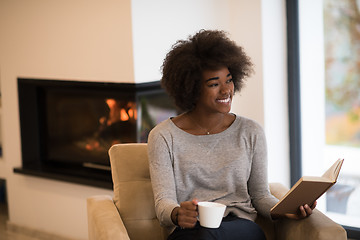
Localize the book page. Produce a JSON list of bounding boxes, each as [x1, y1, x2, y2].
[[321, 158, 344, 181], [302, 176, 333, 182]]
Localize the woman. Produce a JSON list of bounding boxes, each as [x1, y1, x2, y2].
[[147, 30, 315, 240]]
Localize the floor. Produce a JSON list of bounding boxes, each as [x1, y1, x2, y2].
[[0, 202, 39, 240]]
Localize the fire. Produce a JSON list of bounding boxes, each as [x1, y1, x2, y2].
[[106, 99, 117, 108], [85, 98, 137, 152], [105, 98, 137, 125], [128, 108, 136, 119], [120, 108, 129, 121]]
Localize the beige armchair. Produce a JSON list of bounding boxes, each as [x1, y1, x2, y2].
[[87, 143, 347, 240]]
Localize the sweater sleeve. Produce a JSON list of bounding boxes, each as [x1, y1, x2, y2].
[[247, 122, 278, 220], [147, 127, 179, 227]]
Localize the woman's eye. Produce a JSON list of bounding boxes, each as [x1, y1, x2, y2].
[[227, 78, 233, 83], [208, 83, 218, 87]]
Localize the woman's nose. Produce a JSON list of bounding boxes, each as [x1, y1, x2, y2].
[[220, 84, 231, 95]]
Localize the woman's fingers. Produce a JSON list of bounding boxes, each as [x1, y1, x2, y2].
[[283, 202, 316, 220], [297, 203, 314, 219], [178, 200, 199, 228], [311, 201, 317, 210]]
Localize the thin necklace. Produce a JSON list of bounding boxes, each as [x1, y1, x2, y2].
[[187, 113, 225, 135]]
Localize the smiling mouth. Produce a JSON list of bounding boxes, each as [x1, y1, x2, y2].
[[217, 97, 231, 103]]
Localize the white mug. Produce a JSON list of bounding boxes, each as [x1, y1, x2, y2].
[[197, 202, 226, 228]]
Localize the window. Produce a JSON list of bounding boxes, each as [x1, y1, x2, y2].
[[288, 0, 360, 237]]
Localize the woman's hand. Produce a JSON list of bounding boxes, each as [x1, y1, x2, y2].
[[271, 201, 317, 220], [172, 199, 199, 229], [286, 201, 317, 219]]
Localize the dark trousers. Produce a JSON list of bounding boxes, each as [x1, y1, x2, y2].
[[167, 214, 266, 240]]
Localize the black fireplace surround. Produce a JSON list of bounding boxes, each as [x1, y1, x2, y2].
[[14, 78, 178, 189]]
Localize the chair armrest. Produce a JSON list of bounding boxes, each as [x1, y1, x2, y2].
[[87, 195, 130, 240], [269, 183, 347, 240]]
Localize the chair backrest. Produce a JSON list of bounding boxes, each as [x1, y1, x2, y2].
[[109, 143, 167, 240]]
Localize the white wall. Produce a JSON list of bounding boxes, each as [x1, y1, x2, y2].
[[132, 0, 232, 84], [228, 0, 265, 126], [262, 0, 289, 185], [0, 1, 133, 239], [0, 0, 289, 239], [299, 0, 326, 177]]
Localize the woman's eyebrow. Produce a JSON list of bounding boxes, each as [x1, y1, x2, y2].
[[206, 73, 232, 82], [206, 77, 219, 82]]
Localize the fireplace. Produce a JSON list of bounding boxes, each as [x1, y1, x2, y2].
[[14, 78, 179, 188]]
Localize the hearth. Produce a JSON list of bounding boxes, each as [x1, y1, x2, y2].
[[14, 78, 178, 188]]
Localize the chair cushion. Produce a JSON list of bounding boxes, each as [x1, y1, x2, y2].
[[110, 143, 150, 182], [109, 144, 166, 240]]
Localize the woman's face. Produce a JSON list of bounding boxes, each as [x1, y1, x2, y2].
[[196, 66, 234, 114]]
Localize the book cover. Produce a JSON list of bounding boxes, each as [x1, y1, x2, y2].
[[270, 159, 344, 215]]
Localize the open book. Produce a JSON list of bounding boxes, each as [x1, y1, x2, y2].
[[270, 158, 344, 215]]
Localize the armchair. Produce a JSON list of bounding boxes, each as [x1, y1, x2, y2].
[[87, 143, 346, 240]]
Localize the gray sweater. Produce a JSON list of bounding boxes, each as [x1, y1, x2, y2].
[[148, 115, 278, 230]]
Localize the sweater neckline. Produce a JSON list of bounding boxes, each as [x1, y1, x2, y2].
[[168, 114, 239, 137]]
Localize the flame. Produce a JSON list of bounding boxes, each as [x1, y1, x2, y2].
[[128, 108, 137, 119], [105, 98, 137, 124], [84, 99, 137, 152], [106, 99, 116, 108], [120, 108, 130, 121]]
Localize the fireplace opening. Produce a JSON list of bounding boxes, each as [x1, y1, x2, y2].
[[15, 78, 179, 188], [45, 90, 137, 167]]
